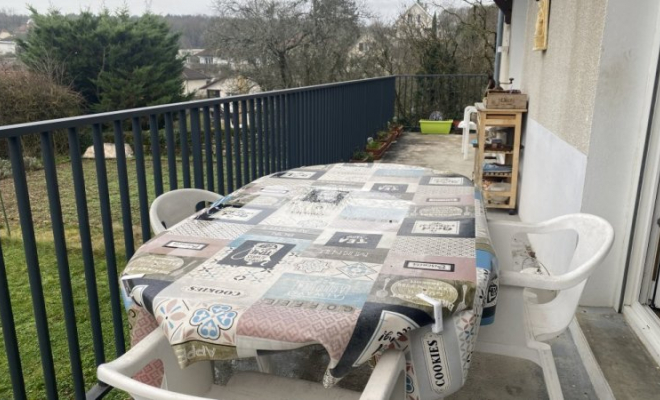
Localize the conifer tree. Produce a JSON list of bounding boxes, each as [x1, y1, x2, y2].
[[18, 8, 187, 112]]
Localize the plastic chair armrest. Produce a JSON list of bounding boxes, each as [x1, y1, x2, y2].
[[97, 330, 208, 400], [487, 219, 553, 234], [500, 269, 586, 291]]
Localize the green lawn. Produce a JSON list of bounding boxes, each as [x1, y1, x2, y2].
[[0, 156, 222, 399]]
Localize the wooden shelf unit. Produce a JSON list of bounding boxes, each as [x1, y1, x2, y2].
[[473, 103, 527, 213]]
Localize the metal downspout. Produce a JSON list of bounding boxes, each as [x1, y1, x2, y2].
[[493, 10, 505, 86]]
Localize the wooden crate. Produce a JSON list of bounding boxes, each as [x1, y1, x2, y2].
[[484, 92, 528, 109]]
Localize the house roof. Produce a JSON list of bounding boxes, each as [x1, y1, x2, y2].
[[199, 78, 221, 90], [182, 67, 210, 81], [199, 76, 261, 94], [396, 2, 433, 25], [194, 49, 221, 57]]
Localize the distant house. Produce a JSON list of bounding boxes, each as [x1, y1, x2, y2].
[[350, 32, 376, 57], [0, 39, 16, 56], [182, 67, 212, 97], [395, 2, 433, 35], [0, 30, 11, 40], [200, 76, 261, 98], [195, 49, 230, 66], [178, 49, 204, 65]]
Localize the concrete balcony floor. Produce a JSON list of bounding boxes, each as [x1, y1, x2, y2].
[[383, 132, 660, 399], [215, 132, 660, 399]]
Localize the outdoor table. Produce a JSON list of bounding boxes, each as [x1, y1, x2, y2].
[[121, 163, 498, 399]]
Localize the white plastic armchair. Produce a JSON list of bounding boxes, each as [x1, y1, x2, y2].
[[461, 106, 477, 160], [149, 189, 222, 235], [97, 329, 407, 400], [476, 213, 614, 400]]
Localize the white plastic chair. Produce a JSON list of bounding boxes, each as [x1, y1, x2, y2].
[[97, 329, 407, 400], [149, 189, 222, 235], [476, 213, 614, 400], [461, 106, 477, 160]]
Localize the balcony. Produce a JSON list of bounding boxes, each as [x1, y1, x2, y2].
[[1, 74, 657, 400], [0, 75, 486, 399]]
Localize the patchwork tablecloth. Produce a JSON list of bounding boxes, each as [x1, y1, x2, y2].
[[121, 163, 498, 399]]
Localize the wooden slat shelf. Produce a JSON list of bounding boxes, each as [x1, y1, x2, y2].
[[484, 149, 514, 154], [474, 103, 527, 214], [483, 171, 512, 177]]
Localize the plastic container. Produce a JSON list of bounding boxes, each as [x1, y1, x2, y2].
[[419, 120, 453, 134], [488, 182, 511, 203]]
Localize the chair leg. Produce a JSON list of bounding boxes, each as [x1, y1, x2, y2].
[[532, 341, 564, 400], [476, 339, 564, 400], [256, 352, 274, 374]]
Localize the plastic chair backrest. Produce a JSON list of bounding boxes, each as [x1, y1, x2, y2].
[[525, 214, 614, 340], [149, 189, 222, 235]]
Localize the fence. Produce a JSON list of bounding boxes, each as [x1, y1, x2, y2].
[[0, 76, 395, 399], [395, 74, 488, 129]]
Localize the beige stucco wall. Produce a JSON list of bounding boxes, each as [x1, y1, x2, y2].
[[520, 0, 607, 154], [184, 79, 209, 96]]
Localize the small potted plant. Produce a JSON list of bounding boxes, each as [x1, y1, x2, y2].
[[388, 119, 404, 138], [376, 130, 393, 145], [365, 137, 388, 160], [350, 148, 372, 163]]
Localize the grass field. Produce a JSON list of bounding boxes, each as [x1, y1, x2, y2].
[[0, 156, 213, 398]]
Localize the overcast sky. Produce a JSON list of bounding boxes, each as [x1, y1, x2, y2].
[[6, 0, 416, 21]]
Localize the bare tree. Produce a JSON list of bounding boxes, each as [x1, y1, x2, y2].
[[433, 0, 498, 73], [208, 0, 363, 89]]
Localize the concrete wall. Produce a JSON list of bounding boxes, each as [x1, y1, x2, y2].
[[521, 0, 606, 154], [518, 119, 587, 273], [580, 0, 660, 306], [511, 0, 660, 307], [512, 0, 607, 301]]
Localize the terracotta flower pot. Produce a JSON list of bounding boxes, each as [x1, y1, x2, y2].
[[349, 156, 371, 163], [366, 141, 389, 160]]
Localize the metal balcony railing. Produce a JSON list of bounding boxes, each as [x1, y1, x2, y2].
[[395, 74, 488, 128], [0, 74, 485, 399]]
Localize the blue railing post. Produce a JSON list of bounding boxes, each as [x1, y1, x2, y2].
[[164, 112, 178, 191], [0, 232, 26, 400], [41, 130, 86, 399], [179, 110, 192, 188], [67, 127, 106, 369], [8, 135, 58, 399], [204, 106, 215, 192], [113, 120, 135, 260], [190, 107, 204, 189], [213, 104, 225, 194], [133, 118, 153, 241], [91, 123, 126, 358]]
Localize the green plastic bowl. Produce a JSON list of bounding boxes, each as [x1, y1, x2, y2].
[[419, 120, 453, 134]]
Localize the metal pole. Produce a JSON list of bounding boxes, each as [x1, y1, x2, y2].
[[494, 10, 505, 86]]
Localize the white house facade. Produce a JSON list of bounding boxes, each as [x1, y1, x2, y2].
[[182, 67, 212, 97], [0, 40, 16, 55]]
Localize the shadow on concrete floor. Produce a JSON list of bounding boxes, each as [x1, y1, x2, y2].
[[380, 132, 474, 179], [577, 307, 660, 400]]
